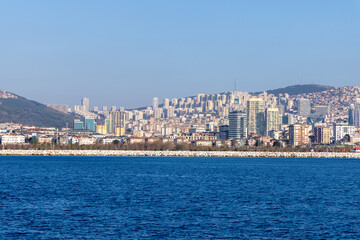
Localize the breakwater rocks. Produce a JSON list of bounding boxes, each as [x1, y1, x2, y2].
[[0, 150, 359, 158]]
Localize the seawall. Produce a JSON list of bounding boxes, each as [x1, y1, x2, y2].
[[0, 150, 359, 158]]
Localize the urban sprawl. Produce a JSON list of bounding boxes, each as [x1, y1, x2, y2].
[[2, 86, 360, 150]]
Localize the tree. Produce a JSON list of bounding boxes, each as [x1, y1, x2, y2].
[[255, 140, 263, 147], [273, 141, 281, 147]]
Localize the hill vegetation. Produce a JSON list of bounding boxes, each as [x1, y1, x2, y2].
[[0, 94, 76, 128], [255, 84, 334, 96]]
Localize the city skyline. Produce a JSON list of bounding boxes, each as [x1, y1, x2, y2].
[[2, 1, 360, 238], [1, 1, 359, 108], [44, 84, 342, 110], [3, 85, 360, 148]]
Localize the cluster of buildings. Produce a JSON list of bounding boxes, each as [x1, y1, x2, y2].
[[3, 86, 360, 148], [0, 90, 17, 99]]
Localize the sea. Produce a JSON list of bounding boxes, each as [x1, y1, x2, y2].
[[0, 156, 360, 239]]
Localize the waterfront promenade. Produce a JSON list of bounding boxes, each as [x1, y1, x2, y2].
[[0, 150, 359, 158]]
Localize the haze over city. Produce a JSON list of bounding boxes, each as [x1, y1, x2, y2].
[[1, 0, 359, 108]]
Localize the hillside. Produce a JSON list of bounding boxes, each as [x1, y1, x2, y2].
[[255, 84, 334, 96], [0, 92, 76, 128], [132, 84, 336, 110]]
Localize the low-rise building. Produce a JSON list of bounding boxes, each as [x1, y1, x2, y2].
[[214, 140, 231, 147], [38, 136, 54, 144], [78, 137, 96, 145], [126, 137, 146, 144], [192, 140, 213, 147], [0, 135, 26, 144], [101, 138, 123, 144]]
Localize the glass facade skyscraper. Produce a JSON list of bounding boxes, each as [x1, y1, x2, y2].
[[74, 119, 84, 130], [246, 98, 265, 136], [85, 118, 96, 132], [298, 99, 311, 117], [228, 111, 247, 139]]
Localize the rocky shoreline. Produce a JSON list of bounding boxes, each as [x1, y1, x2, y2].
[[0, 150, 359, 158]]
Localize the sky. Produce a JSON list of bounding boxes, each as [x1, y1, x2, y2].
[[0, 0, 359, 109]]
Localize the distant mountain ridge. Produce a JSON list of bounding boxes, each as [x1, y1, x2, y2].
[[0, 90, 76, 128], [255, 84, 334, 96]]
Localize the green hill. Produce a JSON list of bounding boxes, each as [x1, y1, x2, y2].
[[255, 84, 334, 96], [0, 94, 76, 129]]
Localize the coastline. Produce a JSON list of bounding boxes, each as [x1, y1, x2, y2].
[[0, 150, 359, 158]]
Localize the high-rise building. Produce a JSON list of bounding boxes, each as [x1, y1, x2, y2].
[[115, 126, 125, 136], [164, 107, 175, 119], [289, 124, 309, 146], [105, 119, 110, 133], [153, 97, 159, 109], [298, 99, 311, 117], [282, 114, 296, 125], [354, 100, 360, 127], [81, 98, 90, 112], [349, 105, 355, 125], [163, 98, 170, 109], [228, 111, 247, 139], [312, 105, 330, 119], [85, 117, 96, 132], [96, 125, 107, 135], [265, 108, 279, 135], [277, 104, 285, 115], [109, 110, 125, 134], [171, 98, 178, 107], [154, 108, 163, 119], [219, 125, 229, 140], [74, 119, 84, 130], [246, 98, 265, 136], [74, 105, 82, 113], [314, 126, 331, 144]]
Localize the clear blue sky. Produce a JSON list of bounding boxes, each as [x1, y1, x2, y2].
[[0, 0, 359, 108]]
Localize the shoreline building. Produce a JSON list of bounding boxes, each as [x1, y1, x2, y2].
[[289, 124, 309, 146], [228, 111, 247, 139], [246, 98, 265, 136], [333, 123, 355, 142], [314, 126, 331, 144]]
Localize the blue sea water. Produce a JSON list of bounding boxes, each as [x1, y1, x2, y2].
[[0, 156, 360, 239]]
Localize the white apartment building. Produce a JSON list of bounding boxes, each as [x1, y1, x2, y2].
[[333, 123, 355, 142], [0, 135, 26, 144]]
